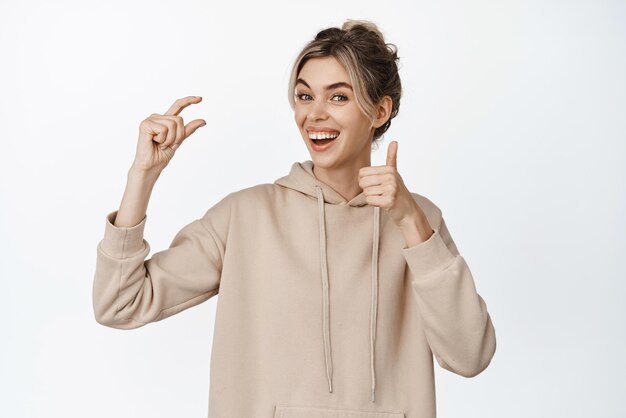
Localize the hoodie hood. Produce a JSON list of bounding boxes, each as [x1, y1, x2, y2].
[[274, 160, 381, 402]]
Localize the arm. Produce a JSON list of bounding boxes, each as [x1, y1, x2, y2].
[[113, 165, 160, 228], [92, 193, 231, 330], [401, 213, 497, 377]]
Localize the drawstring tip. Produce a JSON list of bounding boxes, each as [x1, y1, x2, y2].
[[328, 377, 333, 393], [371, 388, 376, 402]]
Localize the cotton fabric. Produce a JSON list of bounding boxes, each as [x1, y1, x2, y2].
[[92, 160, 496, 418]]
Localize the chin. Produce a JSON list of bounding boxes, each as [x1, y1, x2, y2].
[[309, 154, 344, 171]]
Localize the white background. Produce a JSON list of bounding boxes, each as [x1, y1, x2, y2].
[[1, 0, 624, 417]]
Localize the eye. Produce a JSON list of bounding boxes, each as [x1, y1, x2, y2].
[[295, 92, 312, 101], [294, 92, 348, 103]]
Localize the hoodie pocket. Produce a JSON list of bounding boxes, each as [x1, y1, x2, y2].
[[274, 404, 405, 418]]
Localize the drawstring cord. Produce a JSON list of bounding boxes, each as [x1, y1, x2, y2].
[[371, 204, 380, 402], [315, 186, 333, 394], [314, 185, 381, 402]]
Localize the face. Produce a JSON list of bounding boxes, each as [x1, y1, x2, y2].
[[293, 56, 375, 170]]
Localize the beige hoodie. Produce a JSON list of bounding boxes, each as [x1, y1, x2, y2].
[[93, 160, 496, 418]]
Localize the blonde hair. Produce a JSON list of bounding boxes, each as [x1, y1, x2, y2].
[[287, 19, 402, 149]]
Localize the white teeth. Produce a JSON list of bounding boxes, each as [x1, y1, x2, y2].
[[308, 131, 339, 140]]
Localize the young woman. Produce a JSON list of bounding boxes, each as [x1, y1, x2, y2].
[[93, 19, 496, 418]]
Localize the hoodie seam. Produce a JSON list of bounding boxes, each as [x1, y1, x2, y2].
[[198, 218, 226, 262]]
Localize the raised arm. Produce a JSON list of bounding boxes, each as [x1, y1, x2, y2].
[[92, 95, 224, 329]]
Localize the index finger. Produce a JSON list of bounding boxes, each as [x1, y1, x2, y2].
[[164, 96, 203, 116]]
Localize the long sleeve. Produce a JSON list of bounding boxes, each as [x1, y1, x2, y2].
[[92, 195, 231, 330], [401, 214, 496, 377]]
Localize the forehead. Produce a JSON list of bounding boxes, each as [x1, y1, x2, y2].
[[298, 56, 349, 85]]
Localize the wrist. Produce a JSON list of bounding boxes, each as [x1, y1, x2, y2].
[[398, 213, 433, 248], [128, 165, 161, 182]]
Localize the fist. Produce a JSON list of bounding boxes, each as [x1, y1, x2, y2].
[[358, 141, 425, 229]]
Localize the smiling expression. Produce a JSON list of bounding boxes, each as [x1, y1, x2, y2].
[[293, 56, 376, 169]]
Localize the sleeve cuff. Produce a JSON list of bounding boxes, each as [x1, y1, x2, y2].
[[401, 227, 457, 278], [100, 210, 147, 258]]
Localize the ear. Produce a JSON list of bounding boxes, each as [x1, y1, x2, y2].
[[372, 95, 393, 129]]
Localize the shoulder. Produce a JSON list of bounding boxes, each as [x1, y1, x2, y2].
[[226, 183, 278, 204], [199, 183, 277, 233], [408, 191, 441, 214], [205, 182, 286, 211], [213, 183, 284, 214]]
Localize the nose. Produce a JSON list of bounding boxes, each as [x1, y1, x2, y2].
[[307, 98, 329, 122]]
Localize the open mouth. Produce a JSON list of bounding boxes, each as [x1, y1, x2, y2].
[[308, 131, 340, 146], [312, 137, 336, 145]]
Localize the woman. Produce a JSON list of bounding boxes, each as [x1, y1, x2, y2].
[[93, 19, 496, 418]]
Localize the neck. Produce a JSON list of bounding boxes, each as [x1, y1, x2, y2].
[[312, 153, 371, 202]]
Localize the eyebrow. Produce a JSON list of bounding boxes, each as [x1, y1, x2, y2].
[[296, 78, 353, 91]]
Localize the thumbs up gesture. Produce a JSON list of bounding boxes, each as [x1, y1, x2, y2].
[[358, 141, 434, 245]]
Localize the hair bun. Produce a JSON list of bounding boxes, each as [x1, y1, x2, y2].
[[341, 19, 385, 42]]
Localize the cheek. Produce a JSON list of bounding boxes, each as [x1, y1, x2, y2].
[[294, 109, 306, 125], [339, 115, 368, 136], [334, 105, 367, 128]]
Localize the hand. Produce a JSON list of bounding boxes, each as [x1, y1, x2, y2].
[[132, 96, 207, 174], [358, 141, 433, 236]]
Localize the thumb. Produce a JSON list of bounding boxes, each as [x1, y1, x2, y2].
[[386, 140, 398, 169]]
